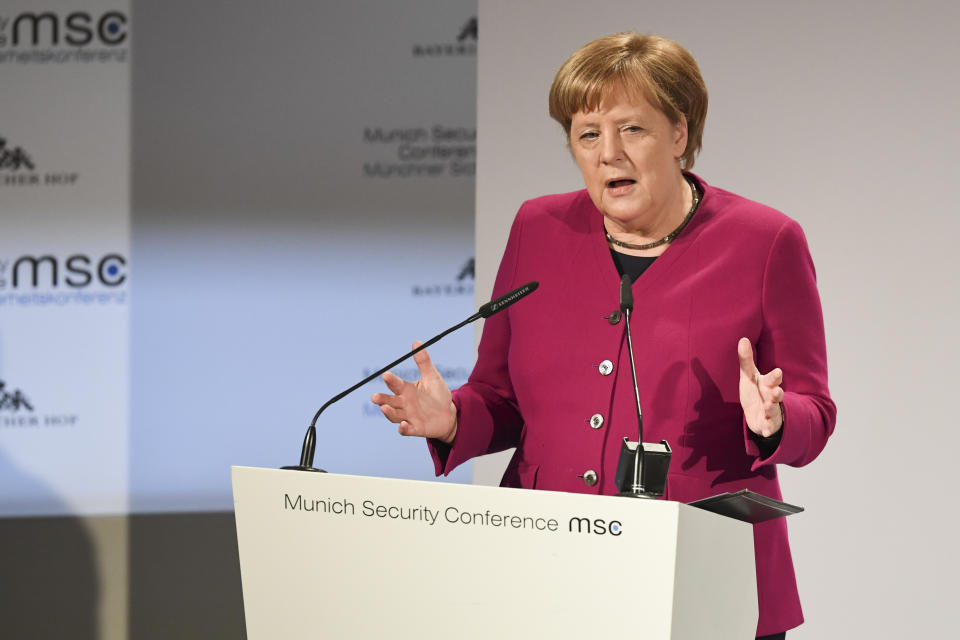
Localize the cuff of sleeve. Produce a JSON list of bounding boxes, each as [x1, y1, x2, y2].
[[750, 425, 783, 460], [745, 391, 818, 470], [426, 438, 452, 476], [426, 389, 501, 476]]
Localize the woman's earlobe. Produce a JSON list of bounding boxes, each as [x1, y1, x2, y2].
[[674, 115, 689, 152]]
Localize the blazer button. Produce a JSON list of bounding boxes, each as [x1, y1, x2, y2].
[[589, 413, 604, 429], [581, 470, 598, 486], [608, 310, 622, 325], [598, 360, 614, 376]]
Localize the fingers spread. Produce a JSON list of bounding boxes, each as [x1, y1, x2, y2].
[[382, 372, 406, 395], [380, 404, 404, 424], [760, 369, 784, 402], [374, 393, 403, 408], [398, 420, 421, 437], [412, 341, 435, 377], [766, 368, 783, 387]]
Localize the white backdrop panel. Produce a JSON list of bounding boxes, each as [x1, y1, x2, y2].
[[0, 0, 131, 516], [129, 0, 479, 511]]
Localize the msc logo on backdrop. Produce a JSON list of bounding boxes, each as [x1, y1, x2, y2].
[[412, 16, 477, 57], [0, 254, 127, 289], [0, 253, 128, 307], [568, 517, 623, 536], [0, 11, 127, 47], [0, 10, 130, 64]]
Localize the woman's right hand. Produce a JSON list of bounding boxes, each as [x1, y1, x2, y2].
[[370, 341, 458, 444]]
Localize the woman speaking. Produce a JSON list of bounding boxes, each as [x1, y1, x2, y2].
[[372, 32, 835, 639]]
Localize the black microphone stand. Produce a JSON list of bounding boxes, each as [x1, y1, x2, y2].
[[614, 274, 671, 498]]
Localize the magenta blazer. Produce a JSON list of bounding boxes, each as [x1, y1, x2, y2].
[[430, 174, 836, 636]]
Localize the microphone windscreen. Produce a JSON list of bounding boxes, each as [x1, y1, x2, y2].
[[478, 281, 539, 318], [619, 274, 634, 313]]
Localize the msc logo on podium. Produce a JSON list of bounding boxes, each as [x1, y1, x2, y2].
[[568, 516, 623, 536]]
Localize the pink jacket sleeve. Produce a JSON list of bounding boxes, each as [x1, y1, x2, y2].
[[744, 219, 837, 469], [428, 209, 527, 475]]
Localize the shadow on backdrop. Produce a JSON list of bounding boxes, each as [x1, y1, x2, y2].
[[0, 449, 99, 639], [128, 511, 246, 639]]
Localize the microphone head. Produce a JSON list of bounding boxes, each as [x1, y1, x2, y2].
[[478, 281, 539, 318], [619, 274, 634, 313]]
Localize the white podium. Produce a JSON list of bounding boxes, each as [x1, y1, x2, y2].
[[232, 466, 757, 639]]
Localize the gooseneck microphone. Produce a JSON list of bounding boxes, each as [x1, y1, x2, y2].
[[283, 281, 540, 472], [614, 274, 672, 498], [619, 274, 643, 445]]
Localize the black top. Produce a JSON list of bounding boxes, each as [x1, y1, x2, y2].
[[610, 250, 657, 283]]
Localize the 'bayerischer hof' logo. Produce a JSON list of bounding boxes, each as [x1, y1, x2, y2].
[[0, 380, 33, 412], [0, 134, 79, 187], [0, 378, 79, 430], [0, 137, 34, 171]]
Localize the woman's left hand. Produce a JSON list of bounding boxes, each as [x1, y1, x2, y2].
[[738, 337, 784, 438]]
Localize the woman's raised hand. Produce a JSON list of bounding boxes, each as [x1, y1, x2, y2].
[[737, 337, 785, 438], [371, 341, 458, 444]]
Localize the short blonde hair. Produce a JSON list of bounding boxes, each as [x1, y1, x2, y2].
[[549, 32, 708, 169]]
